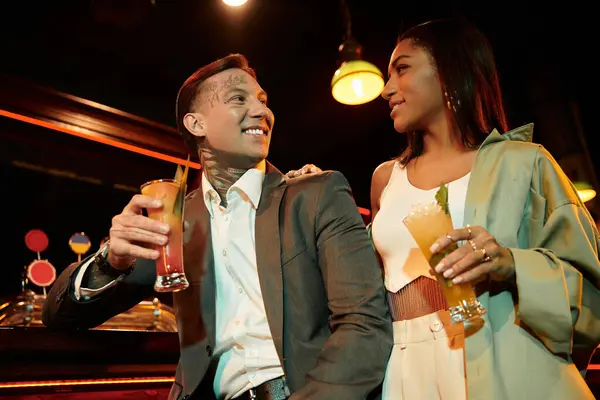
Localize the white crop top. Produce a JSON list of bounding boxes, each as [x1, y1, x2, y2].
[[371, 161, 470, 293]]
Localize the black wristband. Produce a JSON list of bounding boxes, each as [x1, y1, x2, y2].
[[96, 241, 135, 279]]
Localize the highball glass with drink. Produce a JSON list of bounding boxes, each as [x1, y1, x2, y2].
[[403, 202, 486, 324], [141, 178, 189, 292]]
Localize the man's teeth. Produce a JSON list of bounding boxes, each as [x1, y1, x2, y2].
[[243, 128, 265, 135]]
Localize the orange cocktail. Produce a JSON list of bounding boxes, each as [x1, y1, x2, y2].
[[141, 179, 189, 292], [403, 202, 486, 324]]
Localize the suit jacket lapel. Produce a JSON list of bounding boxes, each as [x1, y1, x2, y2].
[[180, 186, 216, 346], [255, 162, 287, 364]]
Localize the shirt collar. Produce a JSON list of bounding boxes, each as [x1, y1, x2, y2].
[[201, 160, 266, 216], [480, 123, 534, 149]]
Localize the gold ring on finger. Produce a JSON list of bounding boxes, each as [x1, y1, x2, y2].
[[480, 248, 492, 262], [465, 224, 473, 239], [469, 239, 477, 251]]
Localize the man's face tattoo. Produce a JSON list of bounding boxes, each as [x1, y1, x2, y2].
[[190, 68, 274, 207]]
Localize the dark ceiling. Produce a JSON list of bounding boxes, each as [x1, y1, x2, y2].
[[0, 0, 597, 293], [1, 0, 596, 207]]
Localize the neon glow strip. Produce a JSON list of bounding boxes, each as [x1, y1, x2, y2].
[[0, 109, 200, 169], [0, 376, 174, 389]]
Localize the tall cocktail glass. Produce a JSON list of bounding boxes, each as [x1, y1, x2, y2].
[[140, 178, 189, 292], [403, 202, 486, 324]]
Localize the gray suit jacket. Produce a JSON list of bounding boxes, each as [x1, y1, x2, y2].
[[42, 164, 393, 399]]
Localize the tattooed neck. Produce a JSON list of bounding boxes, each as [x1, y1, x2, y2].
[[200, 147, 249, 208]]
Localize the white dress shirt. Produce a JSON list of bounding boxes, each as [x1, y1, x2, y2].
[[74, 161, 284, 399], [202, 161, 284, 399]]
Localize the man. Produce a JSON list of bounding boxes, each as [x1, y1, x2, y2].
[[43, 54, 392, 400]]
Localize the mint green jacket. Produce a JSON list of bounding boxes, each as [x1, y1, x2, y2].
[[462, 123, 599, 399]]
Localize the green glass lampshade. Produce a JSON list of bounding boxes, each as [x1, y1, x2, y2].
[[331, 60, 384, 106], [574, 181, 596, 203]]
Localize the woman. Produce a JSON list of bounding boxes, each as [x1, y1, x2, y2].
[[291, 19, 600, 399]]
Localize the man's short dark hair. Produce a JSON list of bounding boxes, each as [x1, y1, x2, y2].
[[176, 53, 256, 152]]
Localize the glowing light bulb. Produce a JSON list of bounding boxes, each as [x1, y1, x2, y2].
[[351, 78, 365, 98], [222, 0, 247, 6]]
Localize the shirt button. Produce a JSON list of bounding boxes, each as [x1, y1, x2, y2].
[[238, 287, 243, 294], [430, 321, 443, 332], [222, 249, 227, 257]]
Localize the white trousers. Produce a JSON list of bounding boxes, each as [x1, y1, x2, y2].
[[382, 311, 467, 400]]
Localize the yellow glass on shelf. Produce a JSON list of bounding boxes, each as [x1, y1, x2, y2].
[[403, 201, 486, 324]]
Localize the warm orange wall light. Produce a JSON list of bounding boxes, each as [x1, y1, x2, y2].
[[0, 109, 200, 169], [0, 377, 174, 389]]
